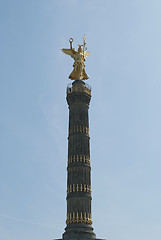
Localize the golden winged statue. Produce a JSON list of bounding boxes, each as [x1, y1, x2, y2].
[[62, 35, 90, 80]]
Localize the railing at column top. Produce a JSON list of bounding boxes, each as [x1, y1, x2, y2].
[[67, 82, 91, 96]]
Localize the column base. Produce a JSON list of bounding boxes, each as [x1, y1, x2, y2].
[[56, 238, 105, 240], [62, 223, 96, 239]]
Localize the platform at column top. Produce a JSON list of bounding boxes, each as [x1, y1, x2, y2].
[[66, 80, 91, 96]]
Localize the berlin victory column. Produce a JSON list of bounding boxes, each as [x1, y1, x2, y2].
[[59, 36, 103, 240]]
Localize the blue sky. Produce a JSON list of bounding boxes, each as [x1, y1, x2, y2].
[[1, 1, 161, 240]]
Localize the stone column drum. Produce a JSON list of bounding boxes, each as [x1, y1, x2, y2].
[[63, 80, 96, 239]]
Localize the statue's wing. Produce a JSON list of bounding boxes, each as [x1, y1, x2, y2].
[[84, 51, 90, 58], [61, 48, 76, 56]]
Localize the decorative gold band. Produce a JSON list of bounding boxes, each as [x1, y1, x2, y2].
[[68, 155, 90, 164], [67, 184, 91, 194], [69, 126, 89, 135], [66, 212, 92, 225]]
